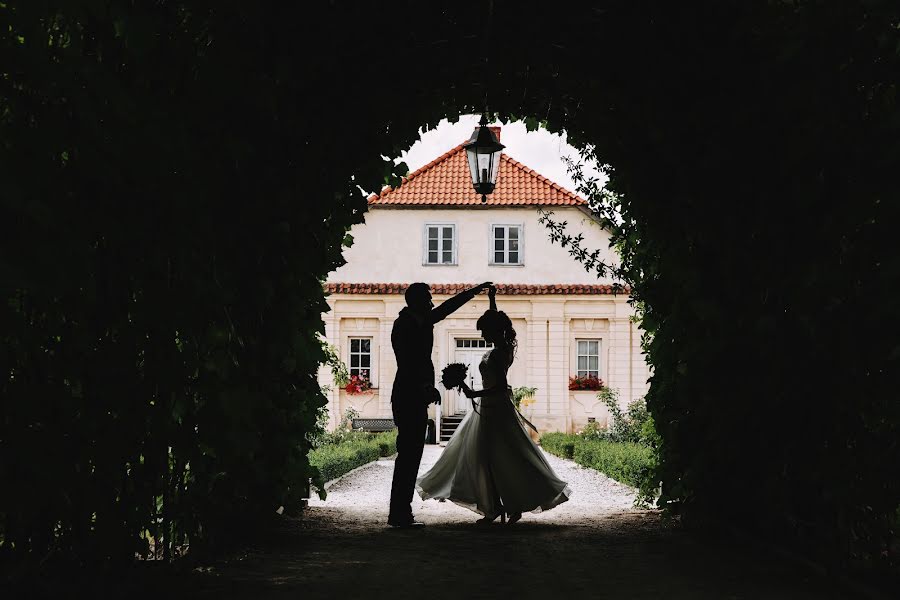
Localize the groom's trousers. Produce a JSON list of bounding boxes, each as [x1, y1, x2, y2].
[[389, 401, 427, 522]]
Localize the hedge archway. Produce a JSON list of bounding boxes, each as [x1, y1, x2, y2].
[[2, 1, 897, 575]]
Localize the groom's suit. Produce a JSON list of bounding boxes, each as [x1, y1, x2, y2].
[[388, 288, 479, 523]]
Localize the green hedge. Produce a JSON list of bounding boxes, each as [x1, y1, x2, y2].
[[309, 430, 397, 487], [540, 432, 576, 459], [542, 433, 657, 506], [373, 431, 398, 458]]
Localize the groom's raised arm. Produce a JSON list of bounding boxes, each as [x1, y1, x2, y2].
[[429, 282, 491, 324]]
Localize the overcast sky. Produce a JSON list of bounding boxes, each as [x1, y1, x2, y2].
[[395, 114, 607, 194]]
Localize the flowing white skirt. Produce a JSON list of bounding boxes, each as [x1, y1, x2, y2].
[[416, 390, 571, 518]]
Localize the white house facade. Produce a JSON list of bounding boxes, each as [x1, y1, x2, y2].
[[320, 127, 650, 436]]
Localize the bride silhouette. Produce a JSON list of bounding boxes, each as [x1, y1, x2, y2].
[[416, 285, 571, 524]]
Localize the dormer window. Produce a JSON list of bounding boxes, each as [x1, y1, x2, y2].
[[491, 224, 523, 265], [424, 224, 456, 265]]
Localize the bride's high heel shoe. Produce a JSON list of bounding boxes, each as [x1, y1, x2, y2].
[[476, 506, 506, 525]]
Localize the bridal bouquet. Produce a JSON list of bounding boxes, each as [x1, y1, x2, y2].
[[441, 363, 468, 390]]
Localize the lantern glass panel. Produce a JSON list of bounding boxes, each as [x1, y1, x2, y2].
[[466, 148, 480, 185], [491, 152, 501, 184], [477, 151, 492, 183]]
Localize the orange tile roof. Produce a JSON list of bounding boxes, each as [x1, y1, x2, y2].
[[325, 283, 629, 295], [368, 131, 586, 207]]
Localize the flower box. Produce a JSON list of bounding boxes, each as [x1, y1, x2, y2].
[[568, 374, 605, 391], [344, 371, 374, 394]]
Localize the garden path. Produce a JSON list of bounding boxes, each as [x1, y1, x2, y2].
[[178, 445, 847, 599]]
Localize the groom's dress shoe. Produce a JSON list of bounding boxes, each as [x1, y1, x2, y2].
[[387, 518, 425, 528]]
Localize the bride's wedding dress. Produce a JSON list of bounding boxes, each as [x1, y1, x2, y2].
[[416, 349, 571, 519]]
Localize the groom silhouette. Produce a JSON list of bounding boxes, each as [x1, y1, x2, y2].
[[388, 281, 491, 528]]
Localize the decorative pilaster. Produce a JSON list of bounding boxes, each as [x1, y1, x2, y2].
[[322, 303, 341, 431], [379, 314, 392, 414]]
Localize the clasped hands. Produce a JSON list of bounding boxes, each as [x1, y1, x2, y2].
[[474, 282, 497, 308]]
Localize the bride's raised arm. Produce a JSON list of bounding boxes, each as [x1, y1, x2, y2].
[[488, 285, 498, 312]]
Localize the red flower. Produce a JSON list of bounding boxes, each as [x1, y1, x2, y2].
[[568, 375, 605, 391], [345, 370, 373, 394]]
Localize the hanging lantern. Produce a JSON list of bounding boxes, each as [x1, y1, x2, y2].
[[463, 114, 505, 203]]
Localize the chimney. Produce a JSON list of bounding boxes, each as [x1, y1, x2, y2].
[[488, 126, 501, 142]]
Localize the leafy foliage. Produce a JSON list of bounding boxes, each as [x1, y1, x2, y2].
[[512, 386, 537, 410], [320, 337, 350, 388], [534, 2, 900, 574], [585, 390, 660, 449], [309, 407, 358, 449], [0, 2, 373, 565], [311, 407, 363, 448]]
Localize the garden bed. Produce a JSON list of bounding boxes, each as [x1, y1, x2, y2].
[[541, 432, 657, 506], [309, 429, 397, 488]]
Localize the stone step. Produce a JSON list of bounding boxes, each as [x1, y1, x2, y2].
[[439, 415, 466, 442]]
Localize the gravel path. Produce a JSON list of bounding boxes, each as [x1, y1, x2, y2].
[[308, 445, 640, 525], [174, 444, 850, 599]]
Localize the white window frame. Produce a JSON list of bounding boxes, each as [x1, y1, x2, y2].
[[575, 339, 601, 379], [347, 336, 375, 384], [489, 223, 524, 266], [423, 223, 457, 266], [454, 338, 494, 349]]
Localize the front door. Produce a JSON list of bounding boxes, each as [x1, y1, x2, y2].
[[452, 338, 493, 415]]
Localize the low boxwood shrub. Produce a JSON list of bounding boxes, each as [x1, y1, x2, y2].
[[574, 439, 658, 505], [540, 432, 575, 459], [309, 439, 379, 484], [309, 429, 398, 487], [373, 430, 398, 457], [541, 432, 658, 506]]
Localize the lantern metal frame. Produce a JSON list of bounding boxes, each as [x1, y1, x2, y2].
[[463, 114, 505, 203]]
